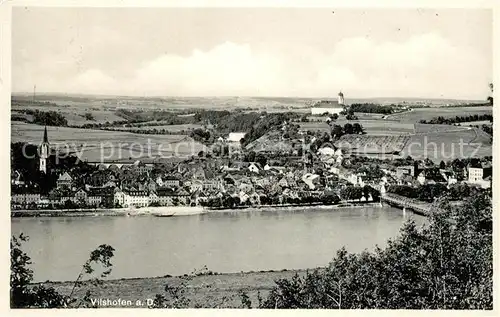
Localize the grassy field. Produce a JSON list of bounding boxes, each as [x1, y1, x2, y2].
[[385, 106, 493, 122], [458, 121, 493, 126], [119, 123, 203, 132], [400, 128, 492, 162], [43, 269, 308, 308], [11, 122, 206, 161], [12, 103, 126, 126], [300, 120, 415, 136], [414, 123, 471, 134], [334, 135, 410, 153]]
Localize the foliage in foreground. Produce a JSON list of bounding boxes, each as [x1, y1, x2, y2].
[[10, 234, 115, 308], [259, 194, 492, 309]]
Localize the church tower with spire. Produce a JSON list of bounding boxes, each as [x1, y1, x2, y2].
[[338, 91, 345, 105], [39, 126, 50, 173]]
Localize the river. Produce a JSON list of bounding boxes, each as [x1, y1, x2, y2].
[[11, 206, 426, 282]]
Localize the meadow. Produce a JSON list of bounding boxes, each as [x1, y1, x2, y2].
[[334, 135, 410, 153], [299, 120, 415, 136], [11, 122, 206, 162], [400, 128, 492, 162], [385, 106, 493, 122], [118, 123, 203, 132]]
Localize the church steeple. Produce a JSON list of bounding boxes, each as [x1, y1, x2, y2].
[[43, 126, 49, 144], [39, 126, 50, 173]]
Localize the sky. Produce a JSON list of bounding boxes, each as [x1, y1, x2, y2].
[[12, 7, 492, 99]]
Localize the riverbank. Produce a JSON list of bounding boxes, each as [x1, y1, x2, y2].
[[12, 202, 382, 217], [36, 268, 317, 308]]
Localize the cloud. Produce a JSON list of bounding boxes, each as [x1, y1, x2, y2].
[[14, 33, 491, 99]]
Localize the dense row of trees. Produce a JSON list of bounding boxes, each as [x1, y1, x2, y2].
[[330, 123, 365, 139], [18, 109, 68, 126], [419, 114, 493, 125], [387, 184, 448, 203], [339, 185, 380, 201], [349, 103, 394, 114]]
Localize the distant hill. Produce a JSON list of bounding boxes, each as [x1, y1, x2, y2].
[[11, 93, 487, 109]]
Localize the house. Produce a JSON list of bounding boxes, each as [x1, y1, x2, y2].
[[277, 177, 290, 188], [163, 176, 180, 188], [114, 189, 126, 207], [123, 190, 149, 207], [191, 190, 207, 206], [396, 163, 419, 179], [11, 191, 41, 206], [74, 189, 88, 205], [317, 146, 336, 157], [156, 176, 164, 187], [228, 132, 246, 143], [202, 179, 222, 191], [417, 171, 426, 185], [57, 172, 73, 189], [302, 173, 320, 190], [87, 194, 102, 207], [149, 192, 159, 204], [248, 162, 262, 173], [467, 162, 492, 189], [190, 179, 203, 193], [157, 187, 190, 206], [87, 187, 114, 207]]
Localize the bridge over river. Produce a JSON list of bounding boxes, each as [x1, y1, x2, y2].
[[380, 193, 444, 216]]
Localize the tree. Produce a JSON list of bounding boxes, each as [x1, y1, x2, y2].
[[245, 151, 256, 163], [352, 123, 364, 134], [255, 153, 267, 167], [439, 160, 446, 170], [331, 125, 343, 139], [343, 123, 354, 135], [84, 113, 94, 121]]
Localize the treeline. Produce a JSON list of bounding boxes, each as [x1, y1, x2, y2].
[[387, 184, 448, 202], [419, 114, 493, 125], [339, 185, 380, 201], [350, 103, 394, 114], [330, 123, 365, 138], [442, 102, 491, 108], [17, 109, 68, 126], [114, 109, 195, 125], [387, 182, 489, 203], [200, 193, 342, 209]]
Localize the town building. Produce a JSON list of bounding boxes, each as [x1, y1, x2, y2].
[[227, 132, 246, 143], [467, 162, 492, 189], [57, 172, 73, 189]]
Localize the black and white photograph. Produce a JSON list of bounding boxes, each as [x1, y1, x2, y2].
[[7, 4, 494, 310]]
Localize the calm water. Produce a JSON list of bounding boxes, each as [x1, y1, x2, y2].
[[11, 206, 426, 282]]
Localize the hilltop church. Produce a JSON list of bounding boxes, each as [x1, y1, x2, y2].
[[310, 91, 345, 115]]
